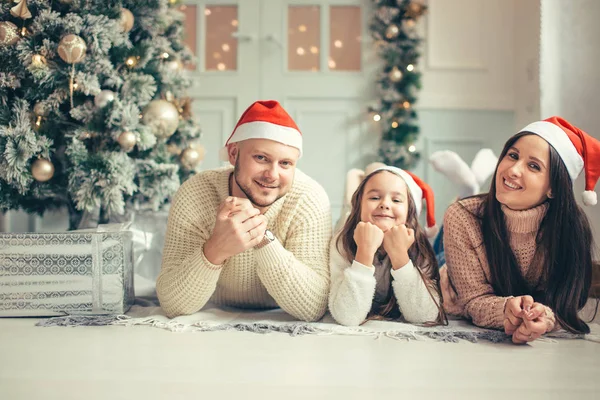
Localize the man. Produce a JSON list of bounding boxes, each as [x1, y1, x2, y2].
[[156, 100, 332, 322]]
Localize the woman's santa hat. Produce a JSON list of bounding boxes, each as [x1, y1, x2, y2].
[[373, 166, 438, 238], [519, 116, 600, 206], [220, 100, 302, 161]]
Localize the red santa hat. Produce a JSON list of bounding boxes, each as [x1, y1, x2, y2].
[[220, 100, 302, 161], [373, 166, 438, 238], [519, 116, 600, 206]]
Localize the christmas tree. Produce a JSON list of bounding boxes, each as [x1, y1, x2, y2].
[[0, 0, 202, 229], [369, 0, 427, 169]]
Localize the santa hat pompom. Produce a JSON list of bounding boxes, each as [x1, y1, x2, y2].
[[582, 191, 597, 206], [424, 224, 439, 239]]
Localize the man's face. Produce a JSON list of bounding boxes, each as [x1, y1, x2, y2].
[[229, 139, 300, 209]]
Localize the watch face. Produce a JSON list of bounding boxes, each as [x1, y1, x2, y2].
[[265, 229, 275, 241]]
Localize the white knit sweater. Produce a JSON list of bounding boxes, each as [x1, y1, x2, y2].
[[156, 166, 332, 322], [328, 233, 440, 326]]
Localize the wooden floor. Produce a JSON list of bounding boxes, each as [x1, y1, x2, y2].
[[1, 315, 599, 400]]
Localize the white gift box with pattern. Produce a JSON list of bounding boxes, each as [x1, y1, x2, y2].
[[0, 226, 134, 317]]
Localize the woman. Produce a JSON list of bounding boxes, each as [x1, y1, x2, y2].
[[442, 116, 599, 343]]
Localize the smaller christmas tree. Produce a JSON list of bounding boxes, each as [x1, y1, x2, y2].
[[0, 0, 202, 229], [369, 0, 427, 169]]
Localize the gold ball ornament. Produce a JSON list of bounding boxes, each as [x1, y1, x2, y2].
[[120, 8, 134, 33], [94, 90, 116, 108], [58, 34, 87, 64], [117, 131, 137, 152], [31, 159, 55, 182], [389, 66, 403, 82], [165, 59, 184, 72], [33, 102, 49, 117], [142, 100, 180, 139], [0, 21, 19, 46], [180, 147, 204, 169], [385, 24, 399, 39]]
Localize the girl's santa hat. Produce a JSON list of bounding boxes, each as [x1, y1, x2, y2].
[[519, 116, 600, 206], [220, 100, 302, 161], [373, 166, 438, 238]]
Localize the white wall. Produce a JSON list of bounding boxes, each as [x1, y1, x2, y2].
[[541, 0, 600, 254]]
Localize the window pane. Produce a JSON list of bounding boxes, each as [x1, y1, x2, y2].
[[205, 6, 238, 71], [329, 6, 361, 71], [288, 6, 320, 71], [180, 5, 197, 70]]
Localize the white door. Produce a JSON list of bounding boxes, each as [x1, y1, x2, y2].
[[187, 0, 377, 223]]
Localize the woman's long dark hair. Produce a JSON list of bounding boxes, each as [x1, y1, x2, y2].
[[336, 170, 446, 325], [476, 132, 595, 333]]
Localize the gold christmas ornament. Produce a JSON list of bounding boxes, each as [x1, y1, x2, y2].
[[31, 54, 46, 67], [405, 2, 427, 19], [173, 97, 192, 120], [58, 34, 87, 64], [117, 131, 137, 152], [31, 158, 55, 182], [389, 66, 403, 82], [120, 8, 134, 33], [166, 143, 182, 156], [142, 100, 180, 138], [0, 21, 20, 46], [10, 0, 32, 20], [165, 59, 184, 72], [33, 102, 49, 117], [94, 90, 116, 108], [385, 24, 399, 39], [180, 147, 204, 169]]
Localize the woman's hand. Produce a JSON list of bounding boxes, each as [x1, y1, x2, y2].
[[353, 222, 384, 266], [511, 302, 552, 344], [382, 224, 414, 269], [503, 295, 533, 336]]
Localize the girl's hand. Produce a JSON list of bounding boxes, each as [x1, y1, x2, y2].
[[382, 224, 414, 269], [353, 222, 384, 266], [511, 302, 553, 344]]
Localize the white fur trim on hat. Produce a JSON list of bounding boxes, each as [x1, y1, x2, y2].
[[424, 224, 439, 239], [220, 121, 303, 161], [582, 190, 597, 206], [519, 121, 584, 181]]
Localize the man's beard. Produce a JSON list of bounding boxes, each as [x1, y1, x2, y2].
[[234, 158, 283, 208]]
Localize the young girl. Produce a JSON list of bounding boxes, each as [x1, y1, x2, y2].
[[441, 116, 599, 343], [329, 166, 445, 326]]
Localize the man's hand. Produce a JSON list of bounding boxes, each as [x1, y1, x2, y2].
[[203, 197, 267, 265]]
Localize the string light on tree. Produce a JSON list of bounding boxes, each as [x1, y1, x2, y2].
[[391, 121, 399, 128], [406, 64, 414, 72], [408, 145, 416, 153], [373, 113, 381, 122], [125, 56, 139, 67]]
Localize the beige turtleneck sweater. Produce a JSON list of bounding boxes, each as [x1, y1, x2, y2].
[[156, 166, 332, 322], [443, 196, 556, 330]]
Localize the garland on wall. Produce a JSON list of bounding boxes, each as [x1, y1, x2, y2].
[[369, 0, 427, 169]]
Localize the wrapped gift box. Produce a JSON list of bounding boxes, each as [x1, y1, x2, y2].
[[0, 227, 134, 316]]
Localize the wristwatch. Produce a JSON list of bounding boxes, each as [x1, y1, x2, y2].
[[255, 229, 275, 249]]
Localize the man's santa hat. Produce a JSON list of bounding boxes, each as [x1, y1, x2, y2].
[[373, 166, 438, 238], [220, 100, 302, 161], [519, 116, 600, 206]]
